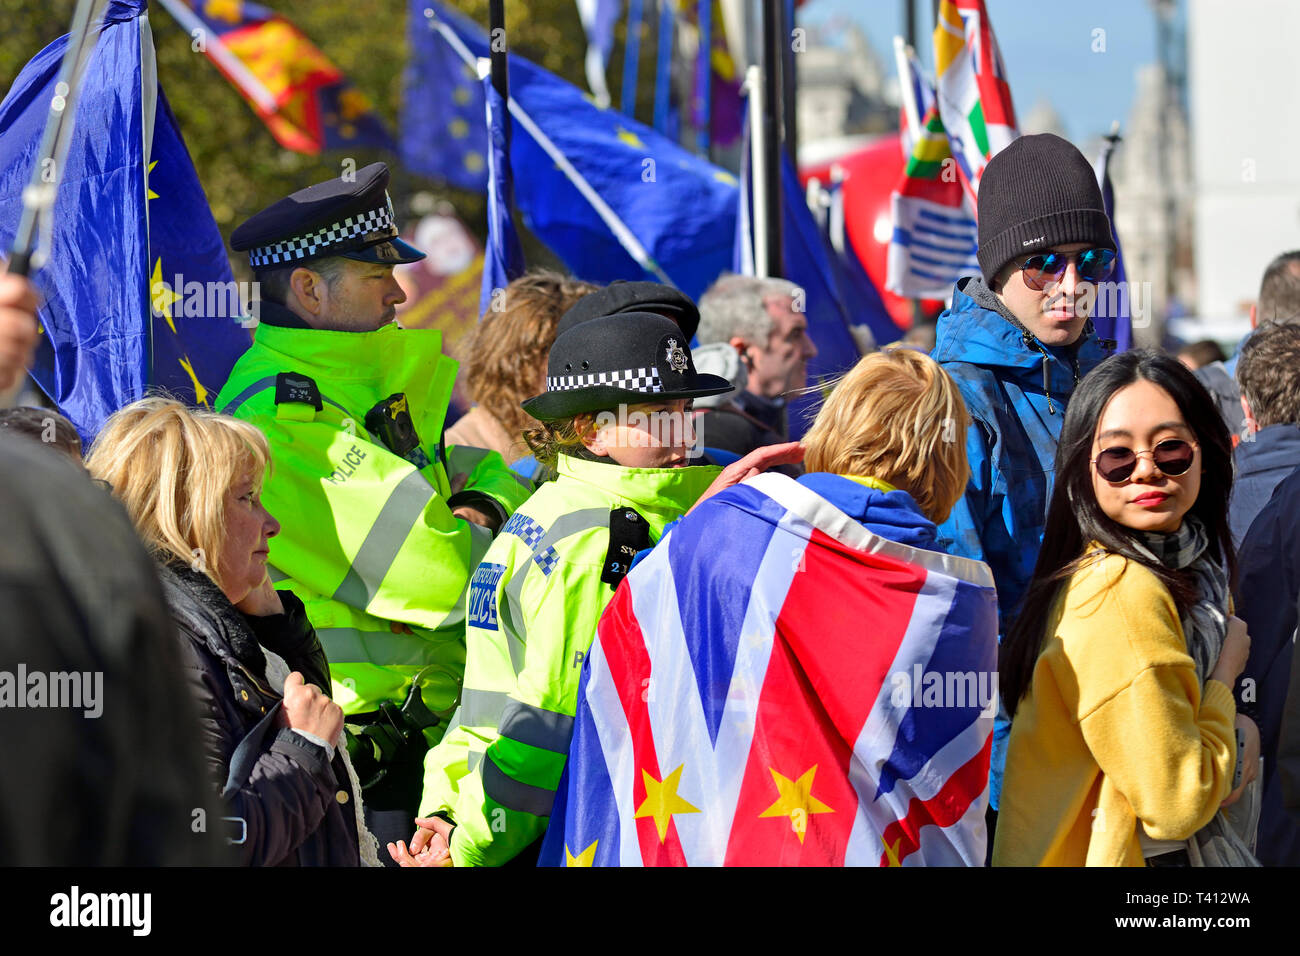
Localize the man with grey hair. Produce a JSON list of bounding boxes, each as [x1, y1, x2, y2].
[[693, 274, 817, 460]]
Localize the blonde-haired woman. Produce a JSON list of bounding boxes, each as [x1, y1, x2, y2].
[[88, 397, 376, 866], [798, 346, 970, 526]]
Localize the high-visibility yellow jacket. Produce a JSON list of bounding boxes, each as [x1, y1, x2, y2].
[[216, 316, 532, 739], [420, 453, 719, 866]]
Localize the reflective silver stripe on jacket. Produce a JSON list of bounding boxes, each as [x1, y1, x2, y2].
[[459, 688, 512, 729], [498, 698, 575, 754], [333, 469, 436, 610], [316, 626, 454, 668], [481, 754, 557, 816]]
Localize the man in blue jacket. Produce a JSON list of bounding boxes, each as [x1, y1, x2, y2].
[[1230, 321, 1300, 547], [930, 134, 1116, 826]]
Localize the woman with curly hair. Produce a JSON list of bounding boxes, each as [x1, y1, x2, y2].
[[446, 270, 597, 470]]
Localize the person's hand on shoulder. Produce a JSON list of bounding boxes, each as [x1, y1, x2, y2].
[[688, 442, 805, 514]]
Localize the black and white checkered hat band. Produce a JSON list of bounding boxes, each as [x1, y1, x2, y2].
[[546, 367, 663, 393], [247, 204, 397, 267]]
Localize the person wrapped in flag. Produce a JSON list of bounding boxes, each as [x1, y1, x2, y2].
[[390, 303, 800, 866], [540, 348, 1000, 865]]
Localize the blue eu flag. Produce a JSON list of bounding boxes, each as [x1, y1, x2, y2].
[[406, 1, 738, 302], [400, 2, 489, 191], [0, 0, 250, 445], [478, 69, 525, 318]]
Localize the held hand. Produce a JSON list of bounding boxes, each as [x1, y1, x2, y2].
[[234, 574, 285, 617], [1221, 714, 1261, 808], [280, 671, 344, 746], [688, 442, 805, 515], [1210, 616, 1251, 688], [387, 816, 454, 867], [0, 273, 39, 393]]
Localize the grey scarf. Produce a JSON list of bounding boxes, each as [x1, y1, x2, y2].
[[1131, 516, 1259, 866]]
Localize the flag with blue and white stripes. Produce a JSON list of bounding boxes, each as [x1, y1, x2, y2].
[[886, 105, 981, 299]]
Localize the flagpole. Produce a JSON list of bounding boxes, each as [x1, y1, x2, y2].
[[489, 0, 509, 148], [745, 64, 768, 277], [779, 0, 798, 167], [8, 0, 108, 276], [621, 0, 644, 117], [653, 0, 674, 135], [695, 0, 712, 157], [760, 0, 783, 277]]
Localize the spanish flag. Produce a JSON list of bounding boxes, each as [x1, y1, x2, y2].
[[159, 0, 394, 154]]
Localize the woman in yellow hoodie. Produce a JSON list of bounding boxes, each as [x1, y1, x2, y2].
[[993, 350, 1259, 866]]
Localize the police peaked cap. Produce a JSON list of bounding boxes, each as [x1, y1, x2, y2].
[[231, 162, 425, 270], [557, 281, 700, 341], [522, 312, 732, 421]]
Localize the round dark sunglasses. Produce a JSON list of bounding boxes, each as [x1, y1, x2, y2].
[[1090, 438, 1198, 483], [1020, 248, 1117, 291]]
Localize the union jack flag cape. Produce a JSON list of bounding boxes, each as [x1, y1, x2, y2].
[[539, 473, 999, 866]]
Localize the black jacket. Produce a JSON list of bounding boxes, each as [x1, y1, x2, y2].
[[156, 561, 362, 866], [1236, 463, 1300, 864], [0, 436, 219, 865]]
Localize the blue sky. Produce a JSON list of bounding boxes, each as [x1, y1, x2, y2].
[[798, 0, 1182, 145]]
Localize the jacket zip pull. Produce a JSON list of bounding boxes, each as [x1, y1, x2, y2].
[[1033, 339, 1056, 415]]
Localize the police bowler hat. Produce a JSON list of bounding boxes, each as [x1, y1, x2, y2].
[[557, 281, 700, 341], [522, 312, 732, 421]]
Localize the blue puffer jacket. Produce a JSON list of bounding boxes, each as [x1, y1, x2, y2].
[[931, 275, 1110, 809]]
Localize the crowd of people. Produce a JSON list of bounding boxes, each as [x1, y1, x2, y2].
[[3, 133, 1300, 868]]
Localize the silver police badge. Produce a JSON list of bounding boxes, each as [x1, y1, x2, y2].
[[665, 337, 689, 372]]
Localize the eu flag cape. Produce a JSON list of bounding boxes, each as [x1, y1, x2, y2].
[[540, 472, 999, 866], [0, 0, 249, 443]]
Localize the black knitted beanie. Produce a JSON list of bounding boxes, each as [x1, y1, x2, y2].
[[976, 133, 1115, 284]]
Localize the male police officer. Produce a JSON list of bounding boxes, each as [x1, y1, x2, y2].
[[216, 163, 531, 849]]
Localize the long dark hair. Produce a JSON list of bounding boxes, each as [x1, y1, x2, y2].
[[1000, 350, 1235, 715]]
